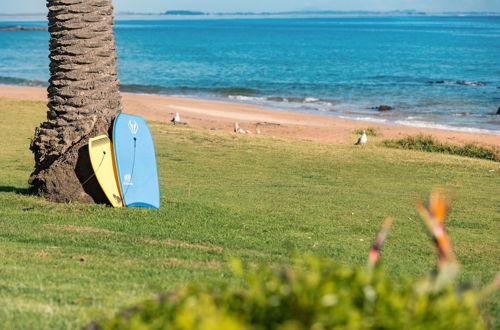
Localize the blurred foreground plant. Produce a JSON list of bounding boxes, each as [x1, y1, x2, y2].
[[90, 189, 498, 330]]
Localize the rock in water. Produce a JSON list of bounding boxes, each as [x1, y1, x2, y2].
[[497, 107, 500, 115], [377, 105, 393, 112]]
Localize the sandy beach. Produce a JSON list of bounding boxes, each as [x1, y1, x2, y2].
[[1, 85, 498, 147]]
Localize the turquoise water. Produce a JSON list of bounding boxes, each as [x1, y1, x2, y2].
[[0, 16, 499, 132]]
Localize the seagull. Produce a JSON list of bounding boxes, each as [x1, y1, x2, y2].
[[355, 130, 368, 147], [171, 112, 180, 124], [234, 122, 246, 134]]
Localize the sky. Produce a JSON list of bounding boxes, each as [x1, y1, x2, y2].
[[1, 0, 499, 14]]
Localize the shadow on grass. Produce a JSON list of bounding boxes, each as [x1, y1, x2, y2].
[[0, 186, 35, 196]]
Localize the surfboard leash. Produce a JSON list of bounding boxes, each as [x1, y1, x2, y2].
[[123, 137, 137, 199], [69, 150, 107, 197]]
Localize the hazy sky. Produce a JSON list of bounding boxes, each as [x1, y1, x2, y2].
[[1, 0, 499, 14]]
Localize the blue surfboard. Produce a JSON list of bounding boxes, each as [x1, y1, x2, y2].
[[113, 113, 160, 209]]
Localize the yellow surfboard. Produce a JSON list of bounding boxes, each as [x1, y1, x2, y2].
[[89, 135, 123, 208]]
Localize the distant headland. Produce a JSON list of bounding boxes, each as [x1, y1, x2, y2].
[[1, 10, 499, 19], [115, 9, 500, 17], [163, 10, 205, 16]]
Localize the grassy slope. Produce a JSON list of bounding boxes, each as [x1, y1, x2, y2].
[[0, 98, 498, 329]]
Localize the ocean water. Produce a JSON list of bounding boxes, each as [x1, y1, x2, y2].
[[0, 16, 499, 133]]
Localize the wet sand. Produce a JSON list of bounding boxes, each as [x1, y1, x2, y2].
[[1, 85, 498, 147]]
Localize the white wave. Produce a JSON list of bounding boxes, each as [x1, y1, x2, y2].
[[228, 95, 266, 102], [304, 97, 320, 103], [335, 116, 500, 135], [394, 120, 500, 135], [319, 101, 335, 107], [337, 116, 389, 124]]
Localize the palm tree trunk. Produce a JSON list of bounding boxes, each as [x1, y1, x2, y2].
[[29, 0, 122, 203]]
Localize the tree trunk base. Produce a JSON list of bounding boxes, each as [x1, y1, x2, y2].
[[29, 122, 113, 204]]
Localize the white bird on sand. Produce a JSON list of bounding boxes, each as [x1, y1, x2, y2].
[[171, 112, 180, 124], [234, 122, 246, 134], [355, 130, 368, 147]]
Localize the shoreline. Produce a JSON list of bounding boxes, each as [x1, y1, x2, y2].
[[1, 85, 499, 147]]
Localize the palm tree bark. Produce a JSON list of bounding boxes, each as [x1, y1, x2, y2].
[[29, 0, 122, 203]]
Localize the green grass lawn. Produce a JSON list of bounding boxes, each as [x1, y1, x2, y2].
[[0, 98, 498, 329]]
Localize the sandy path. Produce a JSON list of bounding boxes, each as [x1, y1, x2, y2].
[[1, 85, 498, 147]]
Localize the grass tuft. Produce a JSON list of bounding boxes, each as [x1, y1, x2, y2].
[[354, 127, 379, 136], [383, 135, 500, 162]]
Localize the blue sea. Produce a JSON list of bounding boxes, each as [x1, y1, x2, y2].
[[0, 16, 499, 133]]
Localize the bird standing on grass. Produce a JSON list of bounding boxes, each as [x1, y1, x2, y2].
[[171, 112, 180, 125], [355, 130, 368, 147]]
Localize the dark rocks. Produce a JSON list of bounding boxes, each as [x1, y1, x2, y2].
[[496, 107, 500, 115], [0, 25, 47, 31], [428, 80, 485, 87], [428, 80, 446, 84], [374, 105, 393, 112], [456, 81, 485, 86]]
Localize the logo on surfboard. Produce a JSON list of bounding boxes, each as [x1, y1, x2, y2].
[[123, 174, 134, 186], [128, 120, 139, 135]]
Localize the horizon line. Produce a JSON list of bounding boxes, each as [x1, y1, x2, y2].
[[1, 9, 500, 16]]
